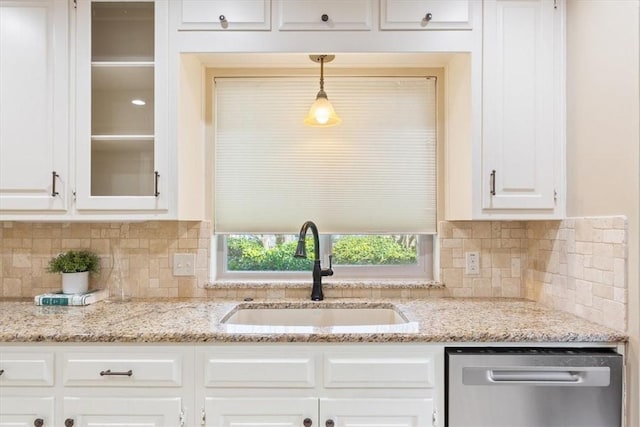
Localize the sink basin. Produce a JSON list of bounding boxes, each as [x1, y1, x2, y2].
[[220, 305, 419, 334]]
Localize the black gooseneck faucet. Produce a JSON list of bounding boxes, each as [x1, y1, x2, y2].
[[294, 220, 333, 301]]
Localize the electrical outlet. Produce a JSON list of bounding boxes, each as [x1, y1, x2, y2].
[[465, 252, 480, 275], [173, 253, 196, 276]]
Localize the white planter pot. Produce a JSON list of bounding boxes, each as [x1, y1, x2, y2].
[[62, 271, 89, 294]]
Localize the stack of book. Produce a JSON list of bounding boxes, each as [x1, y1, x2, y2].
[[34, 288, 109, 306]]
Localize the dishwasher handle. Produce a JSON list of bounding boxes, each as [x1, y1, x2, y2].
[[463, 366, 611, 387], [490, 370, 580, 382]]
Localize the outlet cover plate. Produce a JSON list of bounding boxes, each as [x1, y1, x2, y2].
[[173, 253, 196, 276], [465, 251, 480, 275]]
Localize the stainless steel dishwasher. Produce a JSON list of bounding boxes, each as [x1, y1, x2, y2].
[[446, 347, 623, 427]]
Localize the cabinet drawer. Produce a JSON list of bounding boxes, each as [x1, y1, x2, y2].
[[62, 352, 182, 387], [324, 352, 436, 388], [201, 348, 316, 388], [380, 0, 471, 30], [180, 0, 271, 30], [277, 0, 372, 31], [0, 352, 54, 386]]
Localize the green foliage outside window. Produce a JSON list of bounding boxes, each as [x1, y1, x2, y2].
[[227, 235, 417, 271], [332, 235, 416, 265]]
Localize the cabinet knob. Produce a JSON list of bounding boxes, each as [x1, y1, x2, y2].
[[425, 12, 433, 21], [219, 14, 226, 22], [34, 419, 44, 427], [65, 419, 74, 427], [0, 369, 4, 376], [303, 418, 312, 427], [325, 420, 335, 427], [321, 14, 329, 22]]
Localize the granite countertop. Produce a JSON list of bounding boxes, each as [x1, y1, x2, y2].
[[0, 298, 627, 344]]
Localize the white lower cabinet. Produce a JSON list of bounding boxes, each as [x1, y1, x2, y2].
[[198, 344, 443, 427], [0, 343, 443, 427], [204, 397, 317, 426], [320, 398, 433, 427], [0, 349, 55, 426], [0, 396, 55, 427], [63, 397, 183, 427]]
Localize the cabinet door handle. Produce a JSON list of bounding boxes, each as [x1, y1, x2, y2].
[[303, 418, 312, 427], [154, 171, 160, 197], [425, 12, 433, 21], [321, 14, 329, 22], [34, 419, 44, 427], [325, 420, 334, 427], [99, 369, 133, 377], [64, 419, 74, 427], [490, 169, 496, 196], [51, 171, 60, 197], [0, 369, 4, 376]]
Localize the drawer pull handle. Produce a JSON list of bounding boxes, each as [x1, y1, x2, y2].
[[425, 12, 433, 22], [321, 14, 329, 22], [100, 369, 133, 377], [65, 419, 74, 427], [303, 418, 312, 427], [325, 420, 334, 427], [34, 419, 44, 427]]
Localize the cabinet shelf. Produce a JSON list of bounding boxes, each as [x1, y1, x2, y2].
[[91, 135, 154, 141]]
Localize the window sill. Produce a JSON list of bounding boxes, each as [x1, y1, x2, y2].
[[206, 279, 444, 290]]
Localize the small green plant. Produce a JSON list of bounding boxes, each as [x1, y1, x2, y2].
[[47, 250, 100, 274]]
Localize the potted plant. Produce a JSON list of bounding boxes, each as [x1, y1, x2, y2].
[[47, 250, 100, 294]]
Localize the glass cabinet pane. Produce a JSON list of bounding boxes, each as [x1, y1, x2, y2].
[[91, 65, 154, 135], [91, 138, 154, 196], [91, 2, 154, 62], [90, 1, 155, 198]]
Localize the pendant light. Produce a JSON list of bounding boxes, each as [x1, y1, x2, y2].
[[304, 54, 341, 127]]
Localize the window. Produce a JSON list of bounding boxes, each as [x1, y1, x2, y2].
[[212, 76, 437, 281]]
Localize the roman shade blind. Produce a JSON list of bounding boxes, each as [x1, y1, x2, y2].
[[214, 77, 436, 234]]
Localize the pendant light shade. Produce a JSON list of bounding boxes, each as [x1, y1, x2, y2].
[[304, 55, 341, 127]]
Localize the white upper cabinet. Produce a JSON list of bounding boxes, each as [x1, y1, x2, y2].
[[277, 0, 373, 31], [380, 0, 472, 30], [482, 0, 563, 213], [75, 0, 169, 212], [180, 0, 271, 30], [0, 0, 68, 213]]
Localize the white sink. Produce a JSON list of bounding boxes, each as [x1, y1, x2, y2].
[[221, 305, 419, 334]]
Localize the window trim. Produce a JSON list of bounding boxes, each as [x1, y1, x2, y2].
[[212, 234, 436, 282]]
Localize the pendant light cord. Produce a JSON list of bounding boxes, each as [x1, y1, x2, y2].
[[319, 56, 325, 92]]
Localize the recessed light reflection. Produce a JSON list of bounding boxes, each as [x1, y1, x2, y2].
[[131, 99, 146, 106]]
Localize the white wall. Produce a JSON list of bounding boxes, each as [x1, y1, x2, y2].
[[566, 1, 640, 426]]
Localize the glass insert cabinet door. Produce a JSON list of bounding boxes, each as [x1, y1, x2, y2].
[[75, 0, 168, 211]]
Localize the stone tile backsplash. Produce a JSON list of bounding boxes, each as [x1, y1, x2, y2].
[[438, 221, 527, 298], [0, 216, 628, 331], [526, 217, 627, 331], [0, 221, 211, 299]]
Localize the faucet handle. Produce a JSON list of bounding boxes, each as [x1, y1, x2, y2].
[[321, 255, 334, 277]]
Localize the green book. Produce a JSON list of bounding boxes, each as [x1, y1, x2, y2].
[[34, 289, 109, 306]]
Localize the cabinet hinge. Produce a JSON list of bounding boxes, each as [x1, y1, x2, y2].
[[179, 409, 186, 427], [200, 408, 206, 426], [432, 410, 439, 426], [72, 0, 77, 9], [72, 190, 77, 203], [553, 0, 558, 9]]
